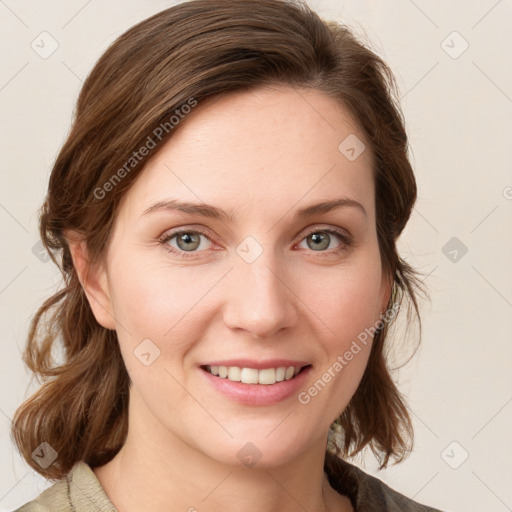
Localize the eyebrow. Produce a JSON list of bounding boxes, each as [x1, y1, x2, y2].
[[142, 196, 367, 223]]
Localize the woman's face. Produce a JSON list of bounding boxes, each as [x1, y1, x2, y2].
[[87, 86, 391, 467]]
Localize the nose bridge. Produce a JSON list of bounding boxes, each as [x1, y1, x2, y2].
[[223, 238, 297, 338]]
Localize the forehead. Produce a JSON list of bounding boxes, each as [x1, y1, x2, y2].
[[120, 86, 374, 222]]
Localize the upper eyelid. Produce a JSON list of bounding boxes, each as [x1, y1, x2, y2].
[[300, 224, 351, 238], [160, 224, 351, 246]]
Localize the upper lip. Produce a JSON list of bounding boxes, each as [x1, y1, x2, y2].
[[200, 359, 311, 370]]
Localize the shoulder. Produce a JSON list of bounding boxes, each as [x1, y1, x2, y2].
[[12, 461, 117, 512], [12, 477, 70, 512], [324, 451, 445, 512]]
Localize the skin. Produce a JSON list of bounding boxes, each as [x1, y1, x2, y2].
[[70, 85, 392, 512]]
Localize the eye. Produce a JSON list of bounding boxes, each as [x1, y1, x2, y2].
[[297, 227, 352, 255], [159, 228, 213, 259], [159, 226, 352, 260]]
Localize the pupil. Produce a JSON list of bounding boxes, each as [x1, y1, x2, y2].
[[309, 232, 328, 250], [179, 233, 199, 251]]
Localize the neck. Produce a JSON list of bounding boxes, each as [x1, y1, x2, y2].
[[93, 387, 353, 512]]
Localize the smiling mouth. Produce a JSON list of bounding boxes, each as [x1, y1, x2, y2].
[[201, 364, 312, 385]]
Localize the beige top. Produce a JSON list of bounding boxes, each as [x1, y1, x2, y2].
[[13, 452, 444, 511]]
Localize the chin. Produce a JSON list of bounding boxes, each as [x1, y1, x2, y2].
[[203, 435, 308, 470]]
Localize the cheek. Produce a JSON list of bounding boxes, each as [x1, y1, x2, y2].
[[108, 242, 383, 359], [300, 253, 382, 392], [302, 256, 383, 339], [107, 255, 220, 345], [107, 258, 218, 389]]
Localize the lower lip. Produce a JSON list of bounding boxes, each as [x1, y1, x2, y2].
[[199, 366, 312, 406]]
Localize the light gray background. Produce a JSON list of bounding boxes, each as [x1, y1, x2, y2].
[[1, 1, 511, 511]]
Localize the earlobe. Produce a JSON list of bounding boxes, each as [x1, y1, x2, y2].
[[66, 233, 116, 330]]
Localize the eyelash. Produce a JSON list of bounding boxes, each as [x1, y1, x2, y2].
[[158, 226, 352, 260]]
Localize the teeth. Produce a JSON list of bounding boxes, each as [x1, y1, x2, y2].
[[228, 367, 241, 381], [205, 365, 304, 385]]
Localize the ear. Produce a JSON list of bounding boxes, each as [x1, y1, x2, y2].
[[379, 269, 394, 316], [66, 232, 116, 330]]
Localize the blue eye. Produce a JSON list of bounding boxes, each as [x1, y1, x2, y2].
[[158, 226, 352, 260], [159, 229, 212, 259], [297, 228, 352, 254]]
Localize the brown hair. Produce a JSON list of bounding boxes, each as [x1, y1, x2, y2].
[[11, 0, 427, 480]]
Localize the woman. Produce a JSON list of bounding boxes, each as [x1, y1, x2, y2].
[[11, 0, 443, 510]]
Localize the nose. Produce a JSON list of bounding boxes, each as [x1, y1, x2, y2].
[[222, 250, 298, 339]]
